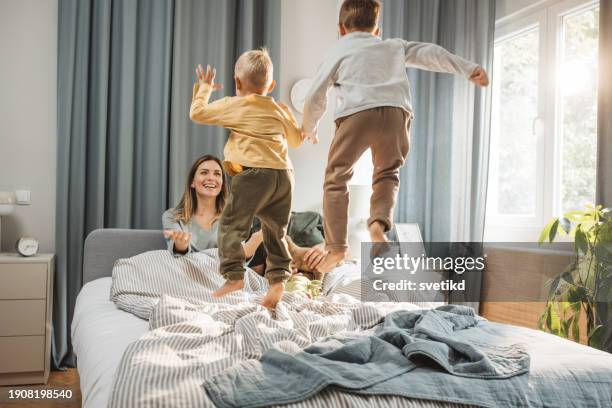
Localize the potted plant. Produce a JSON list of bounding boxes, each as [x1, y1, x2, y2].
[[538, 204, 612, 352]]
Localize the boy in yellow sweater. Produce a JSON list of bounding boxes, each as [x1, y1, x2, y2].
[[189, 49, 302, 310]]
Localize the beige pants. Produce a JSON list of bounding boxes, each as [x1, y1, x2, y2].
[[218, 168, 294, 284], [323, 106, 411, 252]]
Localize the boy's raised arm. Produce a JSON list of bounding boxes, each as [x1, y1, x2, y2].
[[401, 40, 481, 80], [189, 64, 234, 126]]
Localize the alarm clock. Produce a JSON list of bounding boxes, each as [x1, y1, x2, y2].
[[16, 237, 39, 257]]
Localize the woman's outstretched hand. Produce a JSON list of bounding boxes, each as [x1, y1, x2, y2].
[[196, 64, 223, 92], [163, 230, 192, 253]]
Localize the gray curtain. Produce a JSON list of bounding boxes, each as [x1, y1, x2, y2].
[[382, 0, 495, 243], [55, 0, 280, 368], [596, 0, 612, 354], [169, 0, 281, 203], [381, 0, 495, 308]]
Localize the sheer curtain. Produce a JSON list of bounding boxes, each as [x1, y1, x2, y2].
[[381, 0, 495, 308], [382, 0, 495, 243], [596, 0, 612, 354]]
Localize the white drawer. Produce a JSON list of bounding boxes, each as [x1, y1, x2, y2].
[[0, 336, 45, 373], [0, 300, 46, 336], [0, 263, 47, 299]]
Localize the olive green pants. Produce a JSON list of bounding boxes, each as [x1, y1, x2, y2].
[[218, 168, 294, 284]]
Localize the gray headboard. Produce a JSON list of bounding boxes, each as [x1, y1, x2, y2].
[[82, 228, 166, 284]]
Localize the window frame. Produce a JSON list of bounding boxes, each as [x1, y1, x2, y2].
[[485, 0, 599, 242]]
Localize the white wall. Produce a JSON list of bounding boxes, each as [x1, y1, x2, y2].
[[0, 0, 57, 252], [280, 0, 339, 212]]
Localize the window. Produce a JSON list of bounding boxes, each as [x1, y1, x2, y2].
[[485, 0, 599, 242], [558, 6, 599, 213]]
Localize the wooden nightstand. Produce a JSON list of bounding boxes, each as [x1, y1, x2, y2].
[[0, 253, 54, 385]]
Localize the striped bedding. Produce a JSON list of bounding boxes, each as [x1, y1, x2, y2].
[[108, 249, 472, 408]]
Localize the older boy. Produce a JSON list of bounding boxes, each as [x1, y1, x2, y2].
[[302, 0, 489, 271], [190, 49, 302, 310]]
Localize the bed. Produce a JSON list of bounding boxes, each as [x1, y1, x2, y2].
[[72, 229, 164, 408], [71, 229, 612, 408]]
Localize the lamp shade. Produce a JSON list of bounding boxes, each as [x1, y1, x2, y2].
[[348, 184, 371, 219]]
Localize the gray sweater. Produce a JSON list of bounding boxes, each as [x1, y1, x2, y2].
[[302, 31, 479, 137], [162, 208, 219, 256]]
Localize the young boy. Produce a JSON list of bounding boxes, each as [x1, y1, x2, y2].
[[189, 49, 302, 310], [302, 0, 489, 271]]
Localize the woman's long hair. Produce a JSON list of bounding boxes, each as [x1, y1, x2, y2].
[[175, 155, 228, 223]]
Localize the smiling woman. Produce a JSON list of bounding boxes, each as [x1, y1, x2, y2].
[[163, 155, 237, 255], [163, 155, 330, 276]]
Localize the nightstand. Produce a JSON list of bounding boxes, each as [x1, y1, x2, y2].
[[0, 253, 54, 385]]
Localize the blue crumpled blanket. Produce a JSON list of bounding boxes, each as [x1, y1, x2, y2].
[[204, 305, 532, 408]]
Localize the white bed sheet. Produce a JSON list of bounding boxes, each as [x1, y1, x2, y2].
[[72, 277, 148, 408]]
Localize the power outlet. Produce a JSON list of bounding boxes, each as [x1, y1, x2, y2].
[[16, 190, 31, 205]]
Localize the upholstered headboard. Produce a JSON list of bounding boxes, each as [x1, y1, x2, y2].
[[82, 229, 166, 284]]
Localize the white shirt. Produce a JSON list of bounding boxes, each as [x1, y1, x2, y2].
[[302, 32, 480, 137]]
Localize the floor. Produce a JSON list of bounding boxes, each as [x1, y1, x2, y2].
[[0, 369, 81, 407]]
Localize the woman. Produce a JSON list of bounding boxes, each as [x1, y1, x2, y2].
[[163, 154, 328, 274]]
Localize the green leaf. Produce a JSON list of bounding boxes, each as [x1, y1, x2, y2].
[[549, 219, 560, 243], [595, 277, 612, 302], [567, 286, 587, 303], [575, 228, 589, 255], [539, 218, 558, 244], [560, 267, 576, 285], [547, 303, 561, 335], [559, 217, 572, 234], [588, 325, 606, 349], [570, 301, 581, 312], [546, 275, 562, 299], [565, 210, 588, 222], [561, 318, 570, 338], [538, 310, 547, 331], [599, 242, 612, 255], [594, 242, 612, 262], [571, 314, 581, 342]]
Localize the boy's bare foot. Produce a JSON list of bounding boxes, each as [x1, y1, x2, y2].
[[368, 221, 391, 257], [316, 249, 347, 273], [212, 279, 244, 298], [261, 281, 285, 310]]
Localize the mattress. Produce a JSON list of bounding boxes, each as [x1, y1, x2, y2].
[[71, 262, 444, 408], [71, 277, 148, 408]]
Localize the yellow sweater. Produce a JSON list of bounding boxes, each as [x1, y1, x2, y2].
[[189, 83, 302, 176]]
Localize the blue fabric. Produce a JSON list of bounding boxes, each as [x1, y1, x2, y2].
[[204, 305, 588, 407]]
